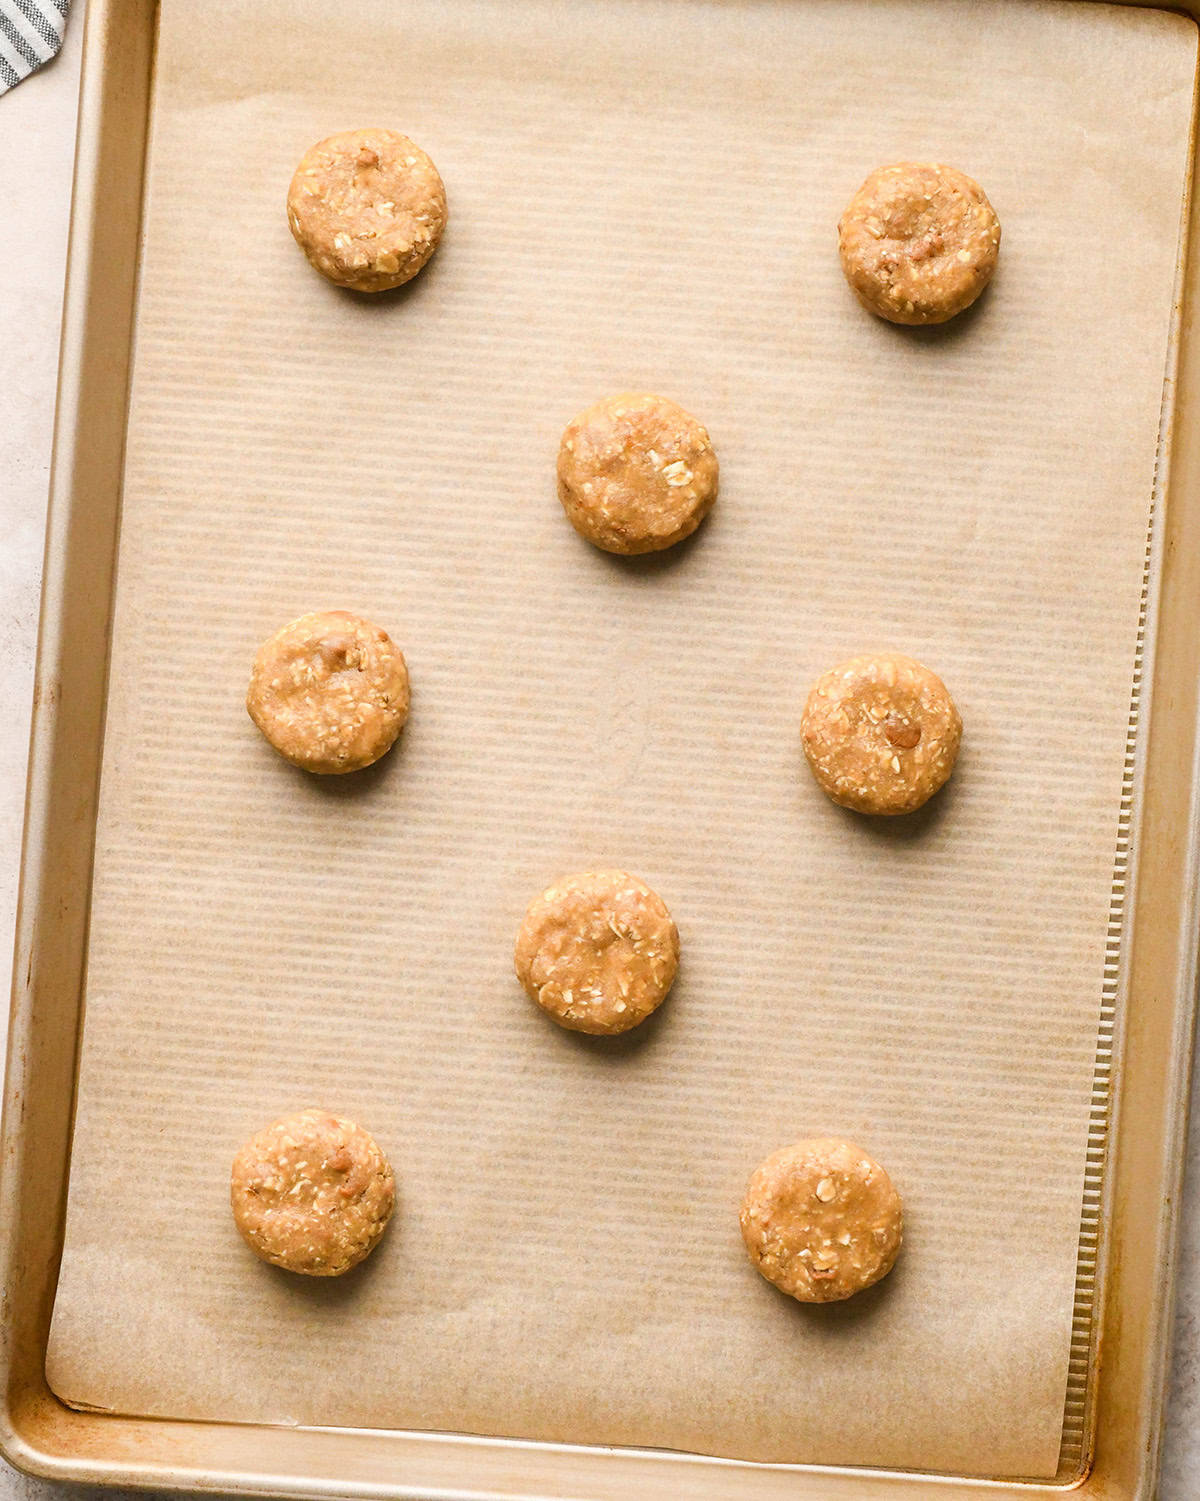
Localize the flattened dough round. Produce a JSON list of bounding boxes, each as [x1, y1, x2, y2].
[[838, 162, 1000, 325], [740, 1138, 903, 1303], [801, 652, 961, 815], [514, 869, 680, 1035], [287, 128, 447, 293], [557, 393, 718, 554], [231, 1108, 395, 1276], [247, 609, 410, 775]]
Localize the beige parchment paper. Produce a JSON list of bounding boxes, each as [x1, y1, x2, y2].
[[46, 0, 1196, 1481]]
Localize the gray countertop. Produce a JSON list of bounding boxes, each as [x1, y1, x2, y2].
[[0, 9, 1196, 1497]]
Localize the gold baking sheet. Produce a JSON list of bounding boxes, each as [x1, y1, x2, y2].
[[44, 0, 1196, 1481]]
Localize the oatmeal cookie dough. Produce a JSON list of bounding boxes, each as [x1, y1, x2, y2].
[[515, 869, 679, 1035], [557, 393, 718, 554], [247, 610, 410, 775], [287, 128, 447, 292], [838, 163, 1000, 325], [740, 1138, 903, 1303], [801, 652, 961, 815], [231, 1108, 395, 1277]]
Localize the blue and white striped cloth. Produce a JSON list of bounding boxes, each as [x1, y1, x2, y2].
[[0, 0, 69, 95]]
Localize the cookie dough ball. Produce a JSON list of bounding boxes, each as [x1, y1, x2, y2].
[[247, 609, 410, 775], [287, 128, 447, 292], [231, 1108, 395, 1277], [801, 652, 961, 815], [740, 1138, 902, 1303], [838, 163, 1000, 325], [557, 393, 718, 554], [515, 869, 679, 1035]]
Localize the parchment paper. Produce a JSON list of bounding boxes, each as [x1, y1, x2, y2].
[[46, 0, 1197, 1481]]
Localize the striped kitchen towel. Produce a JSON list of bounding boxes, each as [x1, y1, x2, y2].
[[0, 0, 69, 95]]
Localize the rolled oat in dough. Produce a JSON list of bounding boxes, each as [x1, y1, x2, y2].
[[801, 651, 962, 815], [287, 127, 447, 293], [230, 1108, 395, 1277], [514, 869, 680, 1035], [740, 1138, 903, 1304], [556, 392, 718, 554], [838, 162, 1000, 325], [246, 609, 410, 775]]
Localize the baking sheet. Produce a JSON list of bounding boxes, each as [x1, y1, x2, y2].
[[44, 0, 1196, 1481]]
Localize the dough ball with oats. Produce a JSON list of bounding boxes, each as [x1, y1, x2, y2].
[[801, 652, 961, 815], [231, 1108, 395, 1277], [741, 1138, 902, 1303], [515, 869, 679, 1035], [287, 128, 447, 293], [838, 162, 1000, 325], [557, 393, 718, 554], [247, 610, 410, 775]]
